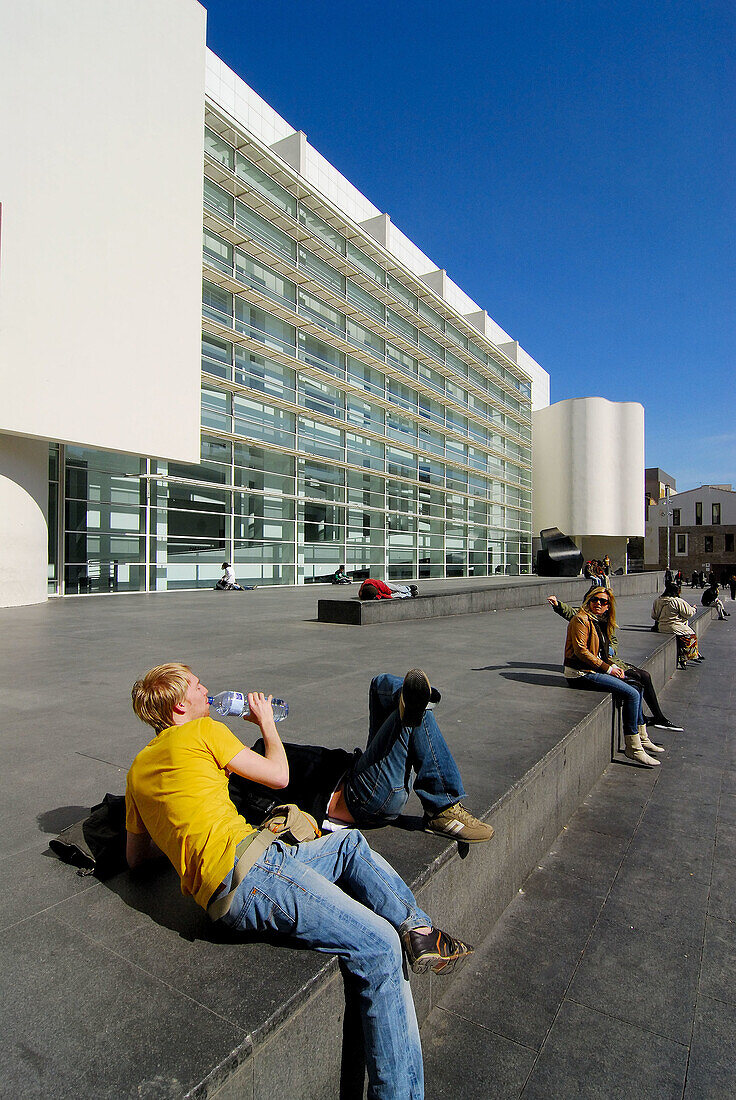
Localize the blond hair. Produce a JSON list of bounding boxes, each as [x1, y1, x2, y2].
[[581, 586, 617, 645], [132, 663, 192, 732]]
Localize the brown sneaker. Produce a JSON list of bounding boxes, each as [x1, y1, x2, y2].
[[401, 927, 474, 975], [424, 802, 494, 843]]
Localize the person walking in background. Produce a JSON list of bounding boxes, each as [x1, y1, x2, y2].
[[730, 573, 736, 601]]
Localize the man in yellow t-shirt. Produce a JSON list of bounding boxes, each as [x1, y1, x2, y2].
[[125, 663, 474, 1100]]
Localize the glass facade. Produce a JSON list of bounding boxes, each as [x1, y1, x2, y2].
[[48, 110, 533, 594]]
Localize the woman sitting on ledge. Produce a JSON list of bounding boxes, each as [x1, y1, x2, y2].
[[652, 582, 701, 669], [563, 587, 663, 767]]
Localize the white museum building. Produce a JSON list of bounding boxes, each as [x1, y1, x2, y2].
[[0, 0, 645, 606]]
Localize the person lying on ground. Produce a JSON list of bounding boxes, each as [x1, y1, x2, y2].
[[359, 578, 419, 599], [548, 595, 683, 731], [652, 582, 702, 669], [228, 670, 494, 844], [562, 587, 664, 767], [127, 664, 475, 1100], [701, 581, 730, 620]]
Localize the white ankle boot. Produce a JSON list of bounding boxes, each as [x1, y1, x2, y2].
[[638, 724, 665, 753], [624, 733, 660, 767]]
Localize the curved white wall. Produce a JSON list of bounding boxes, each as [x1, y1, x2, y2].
[[0, 436, 49, 607], [532, 397, 645, 538]]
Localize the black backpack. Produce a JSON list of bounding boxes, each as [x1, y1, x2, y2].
[[49, 793, 127, 877]]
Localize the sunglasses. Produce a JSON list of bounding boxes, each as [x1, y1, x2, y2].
[[589, 597, 609, 606]]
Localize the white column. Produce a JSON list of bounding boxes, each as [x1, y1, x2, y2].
[[0, 435, 49, 606]]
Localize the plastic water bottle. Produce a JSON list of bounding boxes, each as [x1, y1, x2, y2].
[[208, 690, 289, 722]]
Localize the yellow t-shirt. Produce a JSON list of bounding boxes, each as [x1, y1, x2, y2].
[[125, 716, 255, 909]]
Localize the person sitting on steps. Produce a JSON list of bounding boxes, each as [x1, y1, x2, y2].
[[229, 669, 494, 845], [548, 595, 683, 732], [562, 587, 664, 767]]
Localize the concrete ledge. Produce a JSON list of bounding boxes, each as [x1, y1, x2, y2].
[[201, 606, 716, 1099], [318, 572, 662, 625]]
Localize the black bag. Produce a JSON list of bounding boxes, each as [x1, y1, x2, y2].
[[49, 793, 127, 877], [228, 740, 358, 826]]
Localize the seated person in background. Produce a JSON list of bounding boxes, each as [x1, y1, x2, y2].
[[562, 587, 663, 767], [127, 664, 476, 1100], [652, 582, 702, 669], [701, 581, 730, 620], [331, 564, 352, 584], [359, 578, 419, 599], [229, 669, 493, 844], [548, 595, 683, 731], [216, 562, 256, 591]]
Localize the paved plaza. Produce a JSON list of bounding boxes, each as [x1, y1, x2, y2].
[[0, 579, 732, 1097]]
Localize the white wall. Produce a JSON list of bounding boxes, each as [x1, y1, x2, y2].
[[532, 397, 645, 538], [0, 435, 49, 606], [0, 0, 205, 462]]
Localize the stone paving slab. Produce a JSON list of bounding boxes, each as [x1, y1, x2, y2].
[[423, 616, 735, 1099], [0, 580, 722, 1098]]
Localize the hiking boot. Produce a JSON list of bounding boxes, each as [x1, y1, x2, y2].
[[399, 669, 440, 726], [401, 927, 474, 975], [424, 802, 494, 843]]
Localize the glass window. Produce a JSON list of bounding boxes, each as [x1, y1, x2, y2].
[[347, 395, 384, 433], [386, 447, 416, 479], [387, 274, 417, 310], [346, 431, 384, 470], [203, 229, 232, 274], [203, 178, 234, 220], [299, 459, 344, 501], [418, 457, 445, 486], [233, 396, 295, 448], [725, 533, 734, 552], [446, 458, 468, 488], [386, 309, 417, 344], [418, 362, 445, 396], [386, 409, 416, 444], [445, 407, 467, 434], [446, 380, 468, 408], [347, 470, 384, 509], [418, 331, 444, 365], [418, 423, 445, 457], [298, 205, 345, 254], [347, 319, 384, 359], [712, 503, 721, 524], [346, 280, 385, 325], [298, 416, 344, 459], [203, 280, 232, 326], [347, 241, 385, 284], [235, 301, 296, 355], [418, 299, 444, 332], [202, 333, 232, 380], [299, 289, 346, 335], [236, 200, 296, 260], [201, 387, 230, 432], [467, 340, 487, 365], [204, 127, 234, 170], [235, 152, 297, 216], [298, 332, 346, 376], [299, 500, 344, 543], [672, 508, 680, 526], [704, 535, 714, 553], [299, 246, 345, 295], [299, 376, 344, 419], [695, 502, 703, 525], [386, 344, 417, 378], [446, 351, 468, 379], [235, 350, 296, 402], [234, 445, 295, 496], [235, 252, 296, 308], [347, 357, 384, 398], [387, 378, 417, 412], [445, 322, 467, 350], [675, 533, 687, 555]]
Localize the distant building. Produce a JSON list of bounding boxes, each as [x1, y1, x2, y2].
[[645, 478, 736, 580]]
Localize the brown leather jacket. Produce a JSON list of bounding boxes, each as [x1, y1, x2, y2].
[[564, 610, 612, 673]]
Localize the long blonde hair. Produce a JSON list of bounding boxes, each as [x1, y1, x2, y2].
[[581, 586, 617, 645], [131, 662, 192, 732]]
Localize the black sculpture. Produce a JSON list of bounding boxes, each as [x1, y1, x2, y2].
[[535, 528, 583, 577]]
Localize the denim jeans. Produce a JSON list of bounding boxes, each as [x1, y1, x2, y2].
[[568, 670, 644, 737], [217, 829, 428, 1099], [343, 674, 465, 822]]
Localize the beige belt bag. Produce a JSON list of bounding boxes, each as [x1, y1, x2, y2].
[[208, 804, 321, 921]]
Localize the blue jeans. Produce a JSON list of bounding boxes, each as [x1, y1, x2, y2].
[[217, 829, 428, 1099], [344, 674, 465, 822], [568, 671, 644, 738]]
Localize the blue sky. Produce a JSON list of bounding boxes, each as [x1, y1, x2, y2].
[[203, 0, 734, 492]]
